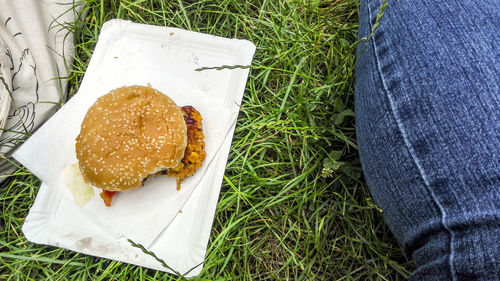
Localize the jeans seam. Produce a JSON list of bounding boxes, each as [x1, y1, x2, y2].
[[365, 1, 456, 280]]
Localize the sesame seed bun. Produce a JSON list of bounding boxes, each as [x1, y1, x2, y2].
[[75, 85, 187, 191]]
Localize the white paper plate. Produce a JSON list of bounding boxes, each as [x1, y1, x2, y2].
[[16, 19, 255, 277]]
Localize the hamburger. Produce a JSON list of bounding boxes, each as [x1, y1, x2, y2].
[[75, 85, 206, 206]]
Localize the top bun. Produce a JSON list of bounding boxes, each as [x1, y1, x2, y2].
[[75, 85, 187, 191]]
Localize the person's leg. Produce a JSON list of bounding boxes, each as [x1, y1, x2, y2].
[[355, 0, 500, 280]]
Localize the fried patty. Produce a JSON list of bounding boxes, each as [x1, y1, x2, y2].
[[167, 105, 206, 188]]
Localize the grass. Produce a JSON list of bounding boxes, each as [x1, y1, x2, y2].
[[0, 0, 414, 280]]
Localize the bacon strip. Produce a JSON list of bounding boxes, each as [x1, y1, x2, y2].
[[100, 190, 116, 207]]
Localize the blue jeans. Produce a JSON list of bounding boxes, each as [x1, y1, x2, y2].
[[355, 0, 500, 280]]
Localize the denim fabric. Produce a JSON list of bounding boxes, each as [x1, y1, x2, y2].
[[355, 0, 500, 280]]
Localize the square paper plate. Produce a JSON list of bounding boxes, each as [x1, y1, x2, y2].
[[15, 19, 255, 277]]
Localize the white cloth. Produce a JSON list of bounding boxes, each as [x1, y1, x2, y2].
[[0, 0, 83, 176]]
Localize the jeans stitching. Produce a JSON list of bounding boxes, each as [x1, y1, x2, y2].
[[365, 1, 456, 279]]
